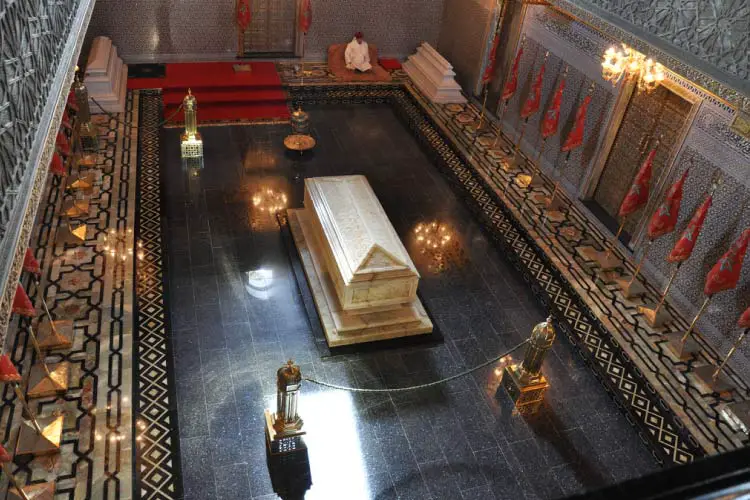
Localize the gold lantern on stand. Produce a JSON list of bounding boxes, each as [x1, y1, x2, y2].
[[180, 90, 203, 165], [502, 316, 556, 414]]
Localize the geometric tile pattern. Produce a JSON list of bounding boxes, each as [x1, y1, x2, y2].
[[395, 86, 750, 457], [284, 83, 703, 466], [134, 89, 182, 500], [282, 80, 750, 466], [0, 91, 137, 497]]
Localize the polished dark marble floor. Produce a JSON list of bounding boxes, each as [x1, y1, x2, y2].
[[161, 105, 658, 500]]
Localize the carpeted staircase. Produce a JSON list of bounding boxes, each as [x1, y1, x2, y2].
[[128, 61, 290, 123]]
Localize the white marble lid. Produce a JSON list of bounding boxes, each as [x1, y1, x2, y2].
[[305, 175, 419, 283]]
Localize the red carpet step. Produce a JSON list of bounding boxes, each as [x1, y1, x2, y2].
[[128, 61, 290, 123]]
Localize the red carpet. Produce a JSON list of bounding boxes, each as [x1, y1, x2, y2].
[[128, 62, 290, 123]]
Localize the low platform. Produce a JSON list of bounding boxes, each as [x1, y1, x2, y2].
[[288, 209, 432, 347]]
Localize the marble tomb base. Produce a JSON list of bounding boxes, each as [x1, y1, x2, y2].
[[288, 175, 432, 346]]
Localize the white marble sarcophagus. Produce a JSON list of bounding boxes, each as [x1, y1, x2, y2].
[[403, 42, 466, 104], [288, 175, 433, 346]]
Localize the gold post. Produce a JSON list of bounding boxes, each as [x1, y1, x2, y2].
[[514, 118, 529, 158], [652, 263, 680, 316], [38, 290, 58, 337], [627, 239, 652, 287], [714, 329, 749, 380], [1, 463, 31, 500], [604, 220, 626, 259], [529, 138, 546, 186], [26, 325, 51, 379], [13, 385, 42, 435], [711, 328, 750, 380], [474, 85, 490, 132], [681, 296, 711, 344], [491, 99, 509, 149]]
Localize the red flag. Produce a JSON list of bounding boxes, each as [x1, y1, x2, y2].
[[618, 149, 656, 218], [0, 355, 21, 384], [236, 0, 252, 31], [704, 229, 750, 296], [667, 195, 712, 263], [49, 152, 66, 176], [299, 0, 312, 34], [739, 306, 750, 329], [501, 45, 523, 101], [521, 63, 545, 118], [12, 284, 34, 317], [56, 131, 70, 157], [561, 95, 591, 152], [647, 169, 689, 240], [482, 33, 500, 84], [737, 307, 750, 328], [0, 443, 11, 463], [23, 248, 41, 276], [541, 77, 565, 138]]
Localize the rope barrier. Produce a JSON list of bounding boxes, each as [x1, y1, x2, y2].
[[89, 96, 184, 128], [303, 339, 529, 393]]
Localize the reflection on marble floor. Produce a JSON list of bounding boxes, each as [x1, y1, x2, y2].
[[161, 106, 658, 499]]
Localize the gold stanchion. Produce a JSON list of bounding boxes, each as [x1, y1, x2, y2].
[[26, 323, 69, 399], [469, 87, 490, 134], [693, 328, 748, 396], [516, 138, 546, 189], [12, 383, 62, 457], [36, 294, 73, 351], [61, 198, 89, 219], [6, 481, 56, 500], [577, 220, 625, 272], [58, 222, 87, 246], [638, 262, 680, 328], [614, 239, 651, 299], [665, 296, 711, 360]]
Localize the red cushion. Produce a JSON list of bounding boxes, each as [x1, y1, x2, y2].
[[379, 58, 402, 70]]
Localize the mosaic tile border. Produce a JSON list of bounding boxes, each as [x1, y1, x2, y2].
[[134, 89, 183, 500], [0, 91, 138, 498], [285, 83, 713, 465]]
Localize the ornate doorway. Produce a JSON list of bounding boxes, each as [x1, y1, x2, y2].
[[240, 0, 299, 56], [584, 82, 698, 244]]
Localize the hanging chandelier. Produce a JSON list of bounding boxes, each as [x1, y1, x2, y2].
[[601, 44, 665, 93]]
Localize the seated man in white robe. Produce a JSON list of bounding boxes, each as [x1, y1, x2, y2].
[[345, 32, 372, 72]]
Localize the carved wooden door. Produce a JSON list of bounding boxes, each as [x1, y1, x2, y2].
[[241, 0, 298, 55]]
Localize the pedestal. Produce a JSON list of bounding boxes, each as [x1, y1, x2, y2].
[[576, 246, 621, 271], [27, 363, 70, 398], [638, 305, 671, 328], [501, 363, 549, 415], [264, 409, 306, 455], [66, 174, 95, 196], [36, 320, 74, 351], [16, 415, 63, 457], [514, 172, 543, 189], [691, 364, 734, 396], [7, 481, 56, 500], [664, 332, 699, 361], [719, 401, 750, 434], [613, 275, 646, 300], [58, 224, 87, 246], [61, 199, 90, 219]]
